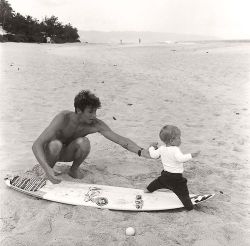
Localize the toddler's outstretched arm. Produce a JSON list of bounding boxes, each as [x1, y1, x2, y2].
[[149, 142, 158, 149]]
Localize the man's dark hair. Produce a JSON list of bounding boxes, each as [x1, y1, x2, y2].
[[74, 90, 101, 112]]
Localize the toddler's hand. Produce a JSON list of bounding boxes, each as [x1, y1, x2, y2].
[[149, 142, 158, 149], [191, 151, 201, 158]]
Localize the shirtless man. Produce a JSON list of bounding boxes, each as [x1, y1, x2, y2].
[[32, 90, 150, 184]]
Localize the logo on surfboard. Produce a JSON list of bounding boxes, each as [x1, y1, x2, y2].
[[84, 187, 108, 206]]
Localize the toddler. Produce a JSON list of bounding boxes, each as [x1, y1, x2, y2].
[[145, 125, 200, 210]]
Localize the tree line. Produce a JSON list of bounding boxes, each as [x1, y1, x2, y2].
[[0, 0, 80, 43]]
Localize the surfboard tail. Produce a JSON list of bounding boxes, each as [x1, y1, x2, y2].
[[7, 175, 47, 191]]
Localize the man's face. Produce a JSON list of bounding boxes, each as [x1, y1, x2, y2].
[[77, 106, 97, 124]]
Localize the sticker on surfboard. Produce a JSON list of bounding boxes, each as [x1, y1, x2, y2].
[[135, 194, 144, 209], [84, 187, 108, 206], [9, 175, 46, 191]]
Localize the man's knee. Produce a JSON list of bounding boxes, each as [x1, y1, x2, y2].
[[75, 137, 91, 154], [48, 140, 63, 156]]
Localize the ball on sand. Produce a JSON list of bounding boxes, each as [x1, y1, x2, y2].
[[126, 227, 136, 236]]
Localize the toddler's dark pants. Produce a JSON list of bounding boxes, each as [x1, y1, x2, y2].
[[147, 170, 194, 210]]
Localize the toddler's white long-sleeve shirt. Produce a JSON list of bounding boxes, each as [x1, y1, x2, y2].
[[149, 146, 192, 173]]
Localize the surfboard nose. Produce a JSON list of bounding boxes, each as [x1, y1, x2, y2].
[[191, 194, 215, 204]]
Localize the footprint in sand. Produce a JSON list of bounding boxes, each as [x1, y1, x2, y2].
[[64, 211, 73, 219], [0, 237, 26, 246], [237, 139, 245, 145], [233, 146, 243, 152], [220, 162, 243, 170], [184, 123, 204, 128], [95, 165, 106, 172], [190, 139, 203, 144], [216, 141, 226, 146]]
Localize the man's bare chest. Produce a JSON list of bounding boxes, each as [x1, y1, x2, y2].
[[57, 124, 97, 143]]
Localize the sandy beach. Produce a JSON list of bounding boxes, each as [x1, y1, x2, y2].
[[0, 41, 250, 245]]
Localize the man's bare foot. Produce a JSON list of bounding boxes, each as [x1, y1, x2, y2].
[[46, 170, 61, 184], [68, 168, 84, 179]]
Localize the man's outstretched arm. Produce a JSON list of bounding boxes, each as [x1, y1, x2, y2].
[[97, 120, 151, 158]]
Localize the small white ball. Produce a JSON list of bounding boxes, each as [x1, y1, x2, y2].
[[126, 227, 136, 236]]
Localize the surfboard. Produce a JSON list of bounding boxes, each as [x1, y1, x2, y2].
[[4, 175, 214, 211]]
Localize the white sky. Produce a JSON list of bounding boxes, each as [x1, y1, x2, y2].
[[7, 0, 250, 39]]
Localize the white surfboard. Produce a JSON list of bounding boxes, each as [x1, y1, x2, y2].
[[4, 175, 214, 211]]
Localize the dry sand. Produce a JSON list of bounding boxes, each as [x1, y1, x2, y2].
[[0, 41, 250, 245]]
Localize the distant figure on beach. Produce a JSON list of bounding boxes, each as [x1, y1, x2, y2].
[[144, 125, 200, 210], [32, 90, 150, 184], [46, 37, 51, 43], [120, 40, 123, 45], [139, 38, 141, 44]]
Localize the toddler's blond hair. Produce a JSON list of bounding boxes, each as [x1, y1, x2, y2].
[[159, 125, 180, 144]]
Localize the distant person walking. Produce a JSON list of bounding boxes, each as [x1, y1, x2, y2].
[[46, 37, 51, 43]]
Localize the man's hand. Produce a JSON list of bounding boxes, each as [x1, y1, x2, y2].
[[191, 151, 201, 158], [46, 169, 62, 184], [149, 142, 158, 149], [141, 148, 152, 159]]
